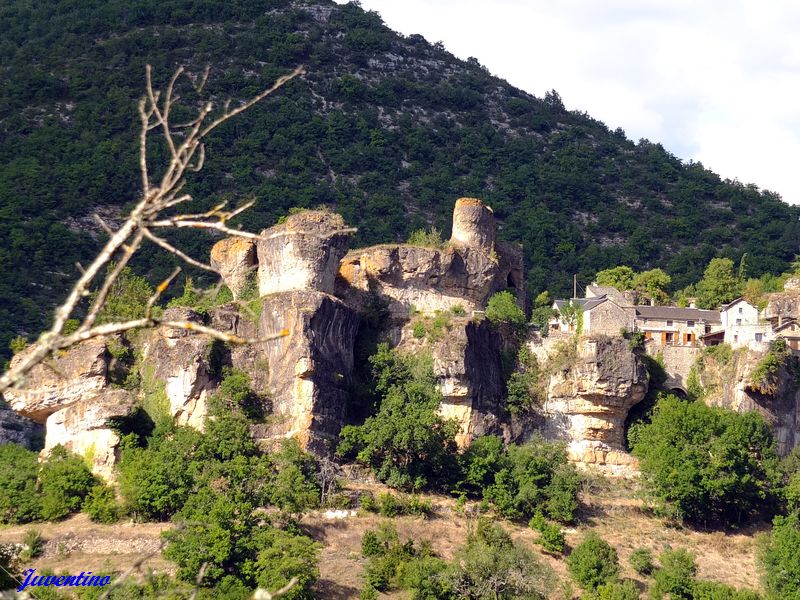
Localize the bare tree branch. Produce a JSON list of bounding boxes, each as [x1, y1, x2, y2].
[[0, 63, 305, 394]]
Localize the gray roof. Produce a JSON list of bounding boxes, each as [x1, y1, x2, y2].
[[554, 297, 607, 312], [635, 305, 721, 323]]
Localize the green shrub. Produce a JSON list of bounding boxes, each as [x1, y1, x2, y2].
[[94, 264, 156, 324], [407, 227, 444, 249], [337, 344, 459, 491], [39, 445, 96, 520], [586, 579, 639, 600], [629, 547, 654, 576], [267, 438, 321, 514], [9, 335, 27, 354], [19, 528, 43, 562], [208, 367, 267, 422], [360, 493, 377, 513], [444, 519, 552, 599], [450, 304, 466, 316], [757, 512, 800, 600], [691, 580, 763, 600], [0, 444, 42, 524], [412, 321, 426, 339], [631, 395, 780, 525], [164, 490, 319, 595], [482, 436, 580, 523], [651, 548, 697, 599], [566, 533, 619, 591], [535, 520, 565, 554], [118, 426, 203, 521], [486, 291, 526, 329], [83, 484, 121, 523]]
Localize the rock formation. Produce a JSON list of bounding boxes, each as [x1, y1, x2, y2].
[[337, 198, 524, 318], [257, 211, 351, 296], [3, 337, 137, 478], [542, 337, 647, 471], [396, 317, 506, 447], [0, 403, 42, 449], [699, 347, 799, 455], [210, 237, 257, 300]]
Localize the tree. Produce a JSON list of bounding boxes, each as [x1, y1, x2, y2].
[[0, 63, 306, 394], [486, 290, 526, 330], [631, 395, 779, 525], [566, 533, 619, 591], [696, 258, 742, 309], [595, 266, 636, 290], [632, 268, 671, 304], [337, 344, 459, 490], [650, 548, 697, 600], [758, 512, 800, 600], [445, 519, 552, 599]]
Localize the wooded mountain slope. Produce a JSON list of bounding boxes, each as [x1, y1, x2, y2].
[[1, 0, 798, 358]]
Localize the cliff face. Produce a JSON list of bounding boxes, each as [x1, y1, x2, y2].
[[542, 337, 647, 470], [2, 198, 660, 473], [700, 348, 799, 456]]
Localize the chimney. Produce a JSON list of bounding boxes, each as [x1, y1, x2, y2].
[[689, 300, 696, 309]]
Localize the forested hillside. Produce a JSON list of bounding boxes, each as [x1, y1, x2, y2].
[[2, 0, 799, 358]]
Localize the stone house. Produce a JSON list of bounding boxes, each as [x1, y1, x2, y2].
[[720, 297, 771, 350], [551, 295, 636, 336], [635, 305, 721, 348]]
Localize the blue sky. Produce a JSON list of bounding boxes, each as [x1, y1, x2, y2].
[[336, 0, 800, 204]]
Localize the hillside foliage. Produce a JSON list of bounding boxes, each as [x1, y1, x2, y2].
[[1, 0, 799, 360]]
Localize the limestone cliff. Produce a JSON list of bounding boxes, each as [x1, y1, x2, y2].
[[541, 336, 647, 470], [395, 315, 506, 447], [336, 198, 524, 318], [697, 347, 799, 455]]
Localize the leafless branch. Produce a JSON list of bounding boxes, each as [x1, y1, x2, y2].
[[0, 62, 304, 394]]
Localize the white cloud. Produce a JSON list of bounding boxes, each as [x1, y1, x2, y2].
[[337, 0, 800, 203]]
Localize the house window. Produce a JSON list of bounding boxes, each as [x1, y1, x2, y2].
[[736, 319, 742, 325], [665, 332, 675, 345], [739, 307, 743, 314], [687, 320, 695, 327], [755, 333, 763, 342], [734, 335, 738, 343], [666, 320, 673, 327]]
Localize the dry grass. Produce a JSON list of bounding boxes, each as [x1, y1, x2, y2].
[[0, 478, 767, 598]]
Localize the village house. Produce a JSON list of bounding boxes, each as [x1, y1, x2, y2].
[[720, 297, 772, 350], [550, 295, 636, 336], [635, 305, 721, 348]]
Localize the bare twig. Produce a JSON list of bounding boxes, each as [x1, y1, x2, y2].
[[0, 62, 304, 394]]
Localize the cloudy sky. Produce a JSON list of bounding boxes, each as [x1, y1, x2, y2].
[[337, 0, 800, 205]]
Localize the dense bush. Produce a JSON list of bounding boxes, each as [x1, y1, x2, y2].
[[586, 579, 640, 600], [566, 533, 619, 591], [38, 446, 96, 520], [0, 544, 18, 591], [758, 511, 800, 600], [338, 344, 459, 490], [0, 444, 42, 524], [650, 548, 697, 599], [83, 484, 121, 524], [444, 519, 552, 599], [469, 436, 580, 523], [486, 291, 526, 330], [631, 395, 780, 525], [629, 547, 654, 576], [529, 513, 565, 554]]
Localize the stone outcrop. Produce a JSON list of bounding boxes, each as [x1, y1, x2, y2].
[[397, 317, 506, 447], [542, 337, 647, 470], [43, 389, 136, 481], [4, 337, 109, 423], [139, 307, 217, 430], [0, 403, 42, 449], [2, 336, 141, 478], [337, 199, 523, 318], [700, 347, 799, 455], [210, 237, 257, 300], [257, 211, 351, 297]]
